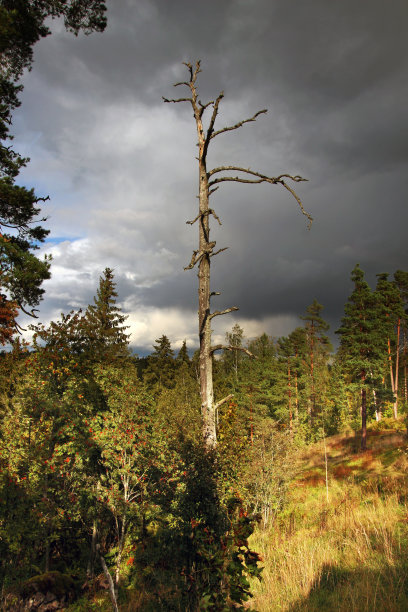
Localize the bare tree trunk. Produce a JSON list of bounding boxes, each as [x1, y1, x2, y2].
[[294, 349, 299, 423], [96, 543, 119, 612], [164, 61, 310, 449], [87, 520, 98, 579], [115, 518, 126, 587], [393, 318, 400, 419], [323, 427, 329, 504], [361, 387, 367, 451], [388, 337, 397, 418], [287, 360, 293, 435], [404, 330, 407, 403], [197, 159, 216, 446], [373, 386, 381, 422], [370, 369, 381, 421]]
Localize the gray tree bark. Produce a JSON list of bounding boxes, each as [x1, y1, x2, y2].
[[164, 61, 311, 449]]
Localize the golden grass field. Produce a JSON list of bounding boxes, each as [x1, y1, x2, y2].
[[249, 425, 408, 612]]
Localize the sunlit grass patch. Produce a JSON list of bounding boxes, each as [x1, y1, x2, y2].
[[248, 429, 408, 612]]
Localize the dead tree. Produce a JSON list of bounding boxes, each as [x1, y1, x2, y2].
[[164, 61, 311, 450]]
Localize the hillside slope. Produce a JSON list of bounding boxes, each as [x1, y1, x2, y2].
[[249, 424, 408, 612]]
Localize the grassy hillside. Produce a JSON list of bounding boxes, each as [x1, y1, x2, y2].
[[249, 422, 408, 612]]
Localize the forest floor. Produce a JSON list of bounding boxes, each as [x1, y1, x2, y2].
[[248, 421, 408, 611]]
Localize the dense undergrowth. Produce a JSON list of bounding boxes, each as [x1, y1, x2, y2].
[[248, 424, 408, 612]]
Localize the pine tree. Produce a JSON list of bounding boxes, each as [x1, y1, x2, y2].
[[336, 265, 385, 450], [85, 268, 130, 362], [393, 270, 408, 410], [275, 328, 306, 436], [300, 300, 332, 432], [143, 335, 175, 391], [247, 333, 275, 361], [375, 273, 405, 418], [176, 339, 190, 364]]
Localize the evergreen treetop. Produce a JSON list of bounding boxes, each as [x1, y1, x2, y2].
[[85, 268, 130, 362]]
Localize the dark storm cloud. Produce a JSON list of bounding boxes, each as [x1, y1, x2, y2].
[[12, 0, 408, 350]]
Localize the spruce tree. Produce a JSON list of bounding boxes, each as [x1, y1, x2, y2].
[[143, 335, 175, 391], [85, 268, 130, 362], [176, 339, 190, 364], [336, 265, 385, 450]]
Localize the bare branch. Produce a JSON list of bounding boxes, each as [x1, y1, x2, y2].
[[280, 180, 313, 229], [210, 344, 256, 358], [208, 186, 219, 197], [207, 167, 312, 227], [210, 247, 228, 258], [189, 60, 201, 82], [162, 96, 192, 104], [209, 208, 222, 225], [184, 249, 203, 270], [209, 307, 239, 319], [182, 61, 194, 82], [210, 291, 220, 297], [208, 166, 308, 181], [214, 394, 234, 411], [210, 109, 267, 140], [184, 241, 217, 270], [198, 99, 214, 117], [205, 92, 224, 145], [186, 213, 201, 226], [186, 208, 222, 226], [19, 304, 39, 318]]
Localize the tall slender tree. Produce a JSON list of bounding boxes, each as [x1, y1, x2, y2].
[[375, 273, 405, 418], [336, 265, 385, 450], [393, 270, 408, 410], [300, 299, 332, 429], [223, 323, 245, 382], [164, 61, 311, 448]]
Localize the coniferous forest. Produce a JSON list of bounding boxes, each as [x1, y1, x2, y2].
[[2, 2, 408, 611]]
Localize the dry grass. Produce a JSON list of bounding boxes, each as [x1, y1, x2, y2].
[[248, 428, 408, 611]]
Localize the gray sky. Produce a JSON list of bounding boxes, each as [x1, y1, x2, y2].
[[13, 0, 408, 354]]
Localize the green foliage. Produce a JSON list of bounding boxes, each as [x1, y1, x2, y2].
[[337, 264, 385, 389], [84, 267, 130, 362], [143, 335, 175, 391], [127, 441, 263, 611], [222, 323, 245, 381]]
